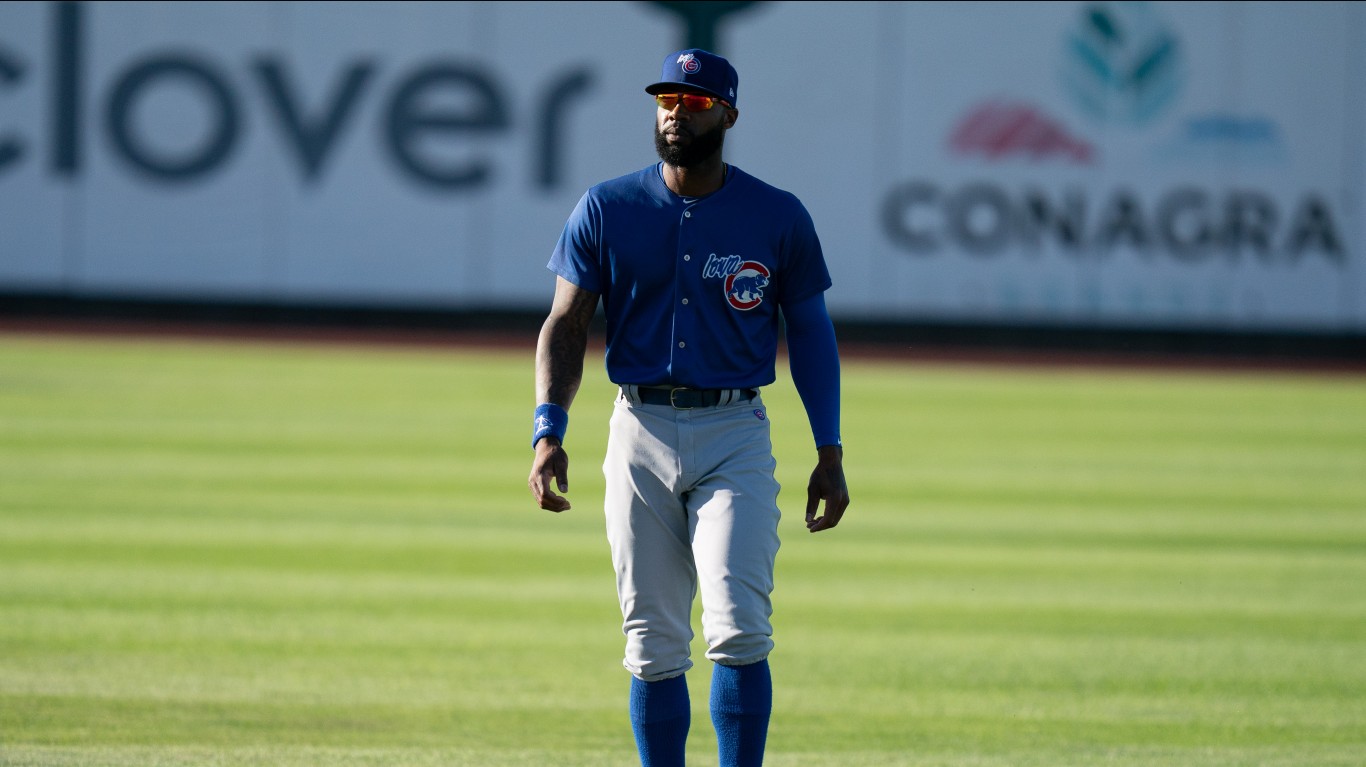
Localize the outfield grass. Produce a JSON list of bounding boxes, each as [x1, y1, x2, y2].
[[0, 332, 1363, 767]]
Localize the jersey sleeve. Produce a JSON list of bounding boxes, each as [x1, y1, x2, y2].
[[547, 191, 604, 294], [778, 201, 833, 306]]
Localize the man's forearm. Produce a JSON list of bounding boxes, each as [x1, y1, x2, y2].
[[536, 314, 589, 408], [535, 278, 599, 408], [784, 294, 842, 449]]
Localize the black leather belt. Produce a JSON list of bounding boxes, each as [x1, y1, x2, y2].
[[630, 386, 756, 409]]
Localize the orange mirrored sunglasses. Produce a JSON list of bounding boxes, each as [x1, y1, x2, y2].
[[655, 93, 730, 112]]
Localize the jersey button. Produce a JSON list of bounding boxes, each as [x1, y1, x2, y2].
[[683, 211, 692, 218], [683, 254, 691, 261], [681, 298, 689, 305], [678, 341, 686, 348]]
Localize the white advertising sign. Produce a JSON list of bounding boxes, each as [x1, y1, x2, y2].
[[1, 1, 1362, 332]]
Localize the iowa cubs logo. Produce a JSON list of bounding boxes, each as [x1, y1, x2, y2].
[[725, 262, 770, 310], [678, 53, 700, 74], [703, 253, 770, 311]]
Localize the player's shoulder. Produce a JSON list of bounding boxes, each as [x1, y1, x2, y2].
[[583, 165, 664, 206], [725, 166, 813, 219]]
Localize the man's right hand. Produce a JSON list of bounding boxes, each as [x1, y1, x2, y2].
[[528, 438, 572, 512]]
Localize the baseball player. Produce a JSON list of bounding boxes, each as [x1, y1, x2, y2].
[[527, 48, 849, 767]]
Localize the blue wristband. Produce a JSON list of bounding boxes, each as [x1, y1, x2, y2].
[[532, 403, 568, 448]]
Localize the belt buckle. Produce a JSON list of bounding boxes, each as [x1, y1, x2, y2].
[[669, 387, 693, 410]]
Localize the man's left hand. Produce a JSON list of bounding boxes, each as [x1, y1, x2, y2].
[[805, 444, 849, 532]]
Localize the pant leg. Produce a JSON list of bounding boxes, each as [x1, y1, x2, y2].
[[604, 393, 697, 682], [686, 395, 782, 667]]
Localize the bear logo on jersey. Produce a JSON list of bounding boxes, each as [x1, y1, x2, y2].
[[725, 262, 770, 311]]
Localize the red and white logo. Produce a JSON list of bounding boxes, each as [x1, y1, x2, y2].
[[679, 53, 700, 74], [724, 261, 770, 311], [949, 101, 1094, 163]]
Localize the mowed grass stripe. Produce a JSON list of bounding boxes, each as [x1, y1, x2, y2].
[[1, 334, 1363, 766]]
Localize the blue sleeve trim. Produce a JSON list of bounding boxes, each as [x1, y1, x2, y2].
[[782, 293, 842, 448]]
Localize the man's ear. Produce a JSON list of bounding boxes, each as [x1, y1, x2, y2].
[[724, 108, 739, 129]]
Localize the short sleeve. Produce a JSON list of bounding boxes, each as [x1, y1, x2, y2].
[[547, 191, 604, 295], [779, 202, 833, 306]]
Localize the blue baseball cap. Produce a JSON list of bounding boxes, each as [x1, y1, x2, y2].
[[645, 49, 739, 107]]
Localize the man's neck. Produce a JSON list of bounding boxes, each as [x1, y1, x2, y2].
[[661, 156, 726, 198]]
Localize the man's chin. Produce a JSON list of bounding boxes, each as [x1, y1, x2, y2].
[[654, 129, 722, 168], [654, 141, 686, 167]]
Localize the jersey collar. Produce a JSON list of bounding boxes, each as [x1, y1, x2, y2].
[[647, 162, 735, 207]]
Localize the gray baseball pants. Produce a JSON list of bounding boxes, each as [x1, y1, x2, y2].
[[604, 386, 783, 682]]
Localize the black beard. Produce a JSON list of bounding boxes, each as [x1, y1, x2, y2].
[[654, 119, 726, 168]]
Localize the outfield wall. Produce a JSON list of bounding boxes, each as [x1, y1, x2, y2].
[[2, 1, 1363, 335]]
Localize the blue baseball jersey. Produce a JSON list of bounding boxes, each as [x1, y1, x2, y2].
[[548, 163, 832, 389]]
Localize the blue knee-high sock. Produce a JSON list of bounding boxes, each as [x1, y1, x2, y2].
[[710, 660, 772, 767], [629, 674, 690, 767]]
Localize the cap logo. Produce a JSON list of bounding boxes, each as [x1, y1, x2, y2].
[[678, 53, 701, 74]]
